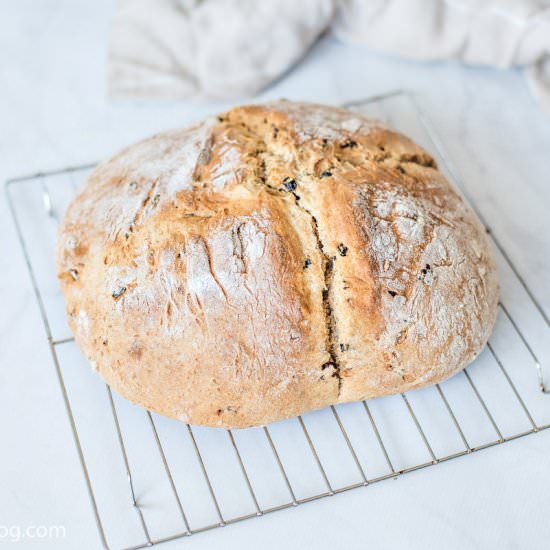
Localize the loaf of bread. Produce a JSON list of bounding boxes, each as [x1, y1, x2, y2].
[[56, 101, 499, 428]]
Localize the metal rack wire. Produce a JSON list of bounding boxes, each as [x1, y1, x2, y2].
[[6, 91, 550, 550]]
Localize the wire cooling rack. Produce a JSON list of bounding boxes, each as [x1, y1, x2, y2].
[[6, 90, 550, 549]]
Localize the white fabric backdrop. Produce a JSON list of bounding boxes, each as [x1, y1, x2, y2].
[[109, 0, 550, 111]]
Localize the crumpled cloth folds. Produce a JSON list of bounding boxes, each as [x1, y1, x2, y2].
[[109, 0, 550, 111]]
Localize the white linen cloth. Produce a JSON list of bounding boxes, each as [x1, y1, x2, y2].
[[108, 0, 550, 111], [109, 0, 335, 100], [333, 0, 550, 112]]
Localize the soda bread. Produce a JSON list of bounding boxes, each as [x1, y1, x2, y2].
[[56, 101, 499, 428]]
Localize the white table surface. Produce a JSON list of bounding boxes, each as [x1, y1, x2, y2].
[[1, 1, 550, 549]]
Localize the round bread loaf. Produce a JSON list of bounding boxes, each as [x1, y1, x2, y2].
[[56, 101, 499, 428]]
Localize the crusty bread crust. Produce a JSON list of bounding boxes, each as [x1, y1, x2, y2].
[[56, 101, 499, 428]]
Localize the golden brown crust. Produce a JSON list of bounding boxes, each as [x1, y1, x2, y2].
[[56, 101, 499, 428]]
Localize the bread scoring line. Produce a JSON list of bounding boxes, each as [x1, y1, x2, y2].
[[247, 134, 343, 394]]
